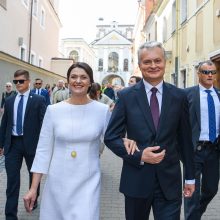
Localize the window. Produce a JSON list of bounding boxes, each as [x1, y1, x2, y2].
[[98, 59, 103, 71], [38, 56, 43, 67], [30, 52, 36, 65], [69, 50, 79, 62], [163, 17, 167, 42], [180, 69, 186, 88], [20, 47, 26, 61], [22, 0, 29, 8], [180, 0, 187, 23], [40, 7, 45, 27], [108, 52, 119, 72], [33, 0, 38, 17], [123, 59, 128, 71], [0, 0, 7, 9], [172, 1, 176, 33]]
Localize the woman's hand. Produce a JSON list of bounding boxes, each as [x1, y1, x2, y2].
[[123, 138, 140, 155], [23, 189, 37, 213]]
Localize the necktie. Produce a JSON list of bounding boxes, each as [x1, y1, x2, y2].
[[37, 89, 40, 95], [205, 90, 216, 142], [16, 95, 24, 135], [150, 87, 159, 130]]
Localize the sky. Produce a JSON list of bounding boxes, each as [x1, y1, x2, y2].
[[58, 0, 139, 43]]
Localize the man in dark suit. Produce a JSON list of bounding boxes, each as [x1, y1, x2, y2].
[[184, 60, 220, 220], [104, 41, 195, 220], [0, 70, 46, 220], [31, 78, 51, 106]]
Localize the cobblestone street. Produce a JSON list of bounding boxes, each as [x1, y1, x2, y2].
[[0, 148, 220, 220]]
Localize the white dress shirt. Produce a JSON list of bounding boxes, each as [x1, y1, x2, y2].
[[12, 90, 30, 136], [199, 84, 220, 141]]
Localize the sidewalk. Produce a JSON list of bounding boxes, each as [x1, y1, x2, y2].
[[0, 148, 219, 219]]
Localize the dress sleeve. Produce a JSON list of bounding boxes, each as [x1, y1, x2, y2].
[[31, 106, 54, 174], [101, 107, 111, 141]]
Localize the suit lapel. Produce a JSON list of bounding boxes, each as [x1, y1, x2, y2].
[[156, 83, 172, 136], [24, 93, 34, 120], [193, 86, 201, 128], [134, 81, 155, 133]]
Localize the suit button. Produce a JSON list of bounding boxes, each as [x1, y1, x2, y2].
[[71, 151, 77, 158]]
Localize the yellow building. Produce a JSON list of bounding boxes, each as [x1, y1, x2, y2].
[[138, 0, 220, 88]]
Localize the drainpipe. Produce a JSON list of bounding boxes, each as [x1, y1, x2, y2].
[[28, 0, 33, 63], [175, 0, 180, 87]]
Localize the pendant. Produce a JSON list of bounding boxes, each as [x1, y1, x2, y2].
[[71, 150, 77, 158]]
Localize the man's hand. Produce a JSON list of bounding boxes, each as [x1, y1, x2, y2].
[[183, 184, 195, 198], [123, 138, 140, 155], [0, 108, 4, 113], [141, 146, 165, 164], [0, 148, 4, 156]]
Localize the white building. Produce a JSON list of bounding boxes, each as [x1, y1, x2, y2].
[[0, 0, 61, 70], [91, 21, 134, 85]]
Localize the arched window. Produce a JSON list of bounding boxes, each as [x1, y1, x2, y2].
[[98, 58, 103, 71], [69, 50, 79, 62], [108, 52, 118, 72], [123, 59, 128, 71]]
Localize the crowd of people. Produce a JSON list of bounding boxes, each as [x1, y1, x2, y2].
[[0, 41, 219, 220]]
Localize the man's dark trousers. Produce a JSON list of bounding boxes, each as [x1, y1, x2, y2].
[[5, 136, 40, 220]]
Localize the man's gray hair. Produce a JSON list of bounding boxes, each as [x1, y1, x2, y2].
[[137, 41, 166, 64], [197, 60, 215, 72]]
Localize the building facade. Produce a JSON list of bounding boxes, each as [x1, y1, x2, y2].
[[134, 0, 220, 88], [91, 21, 134, 85], [0, 0, 61, 70]]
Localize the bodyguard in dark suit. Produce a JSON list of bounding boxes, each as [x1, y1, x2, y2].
[[104, 41, 195, 220], [184, 61, 220, 220], [0, 70, 46, 220], [31, 78, 51, 106]]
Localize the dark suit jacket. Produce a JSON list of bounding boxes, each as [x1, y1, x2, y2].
[[184, 85, 220, 149], [31, 88, 51, 106], [0, 92, 46, 155], [104, 80, 195, 200]]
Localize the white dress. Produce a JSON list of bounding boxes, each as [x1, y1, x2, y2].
[[31, 101, 110, 220]]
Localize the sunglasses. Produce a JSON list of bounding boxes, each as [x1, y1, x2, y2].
[[35, 83, 42, 85], [6, 85, 11, 87], [13, 80, 27, 84], [200, 70, 217, 75]]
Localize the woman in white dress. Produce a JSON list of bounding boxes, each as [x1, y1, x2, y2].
[[23, 62, 111, 220]]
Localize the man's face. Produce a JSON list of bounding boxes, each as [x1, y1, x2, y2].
[[5, 84, 12, 92], [138, 47, 166, 85], [198, 64, 217, 89], [58, 81, 64, 89], [35, 80, 42, 89], [128, 77, 136, 86], [13, 75, 30, 94]]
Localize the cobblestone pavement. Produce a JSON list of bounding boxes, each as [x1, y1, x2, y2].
[[0, 148, 220, 220]]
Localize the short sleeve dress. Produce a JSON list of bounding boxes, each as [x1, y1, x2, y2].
[[31, 100, 110, 220]]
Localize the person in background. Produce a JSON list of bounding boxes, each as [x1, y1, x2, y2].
[[89, 82, 115, 111], [44, 84, 51, 97], [184, 60, 220, 220], [0, 69, 46, 220], [1, 82, 16, 113], [104, 82, 115, 101], [128, 75, 142, 86], [104, 41, 195, 220], [52, 80, 69, 104], [31, 78, 50, 106]]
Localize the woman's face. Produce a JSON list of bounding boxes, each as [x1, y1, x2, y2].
[[68, 67, 91, 96]]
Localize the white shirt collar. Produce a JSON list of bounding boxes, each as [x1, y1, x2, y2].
[[143, 79, 163, 94], [199, 83, 214, 92], [17, 89, 30, 97]]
